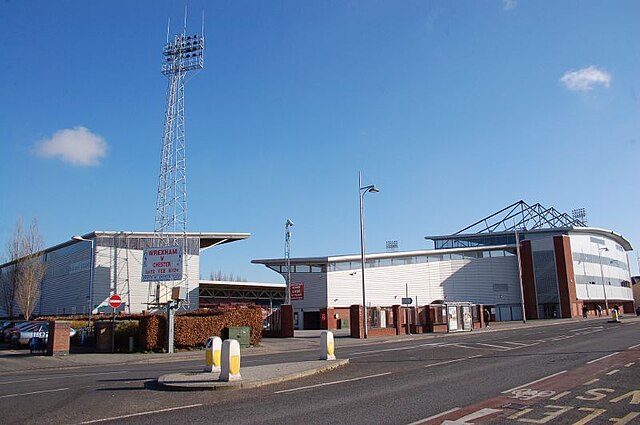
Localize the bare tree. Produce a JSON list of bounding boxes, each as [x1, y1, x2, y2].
[[209, 269, 248, 282], [0, 219, 24, 318], [14, 219, 47, 320]]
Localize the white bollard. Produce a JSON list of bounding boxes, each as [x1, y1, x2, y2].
[[320, 330, 336, 360], [220, 339, 242, 381], [204, 336, 222, 372]]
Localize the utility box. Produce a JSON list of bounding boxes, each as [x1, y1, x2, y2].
[[172, 286, 187, 301], [94, 321, 115, 353], [226, 326, 251, 348]]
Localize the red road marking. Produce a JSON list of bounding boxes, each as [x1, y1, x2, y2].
[[417, 350, 640, 424]]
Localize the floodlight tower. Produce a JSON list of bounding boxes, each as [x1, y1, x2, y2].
[[150, 17, 205, 307]]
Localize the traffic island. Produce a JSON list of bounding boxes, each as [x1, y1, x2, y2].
[[156, 359, 349, 391]]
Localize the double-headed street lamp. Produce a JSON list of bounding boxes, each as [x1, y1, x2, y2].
[[598, 246, 609, 313], [359, 172, 379, 339], [72, 235, 95, 329]]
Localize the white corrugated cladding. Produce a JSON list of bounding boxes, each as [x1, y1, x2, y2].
[[39, 242, 91, 316], [93, 238, 201, 313], [326, 256, 519, 308], [569, 233, 633, 302], [1, 231, 248, 317], [290, 273, 327, 310], [125, 248, 146, 313]]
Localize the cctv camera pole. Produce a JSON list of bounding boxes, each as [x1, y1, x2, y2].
[[285, 219, 294, 304]]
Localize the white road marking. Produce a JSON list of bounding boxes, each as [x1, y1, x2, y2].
[[501, 341, 530, 346], [550, 391, 571, 400], [550, 335, 573, 341], [570, 327, 603, 332], [502, 370, 567, 394], [628, 343, 640, 350], [273, 372, 392, 394], [76, 404, 203, 424], [350, 343, 439, 356], [582, 378, 600, 385], [624, 362, 635, 367], [0, 371, 129, 385], [0, 387, 69, 399], [424, 355, 482, 369], [441, 408, 503, 424], [476, 343, 514, 350], [586, 352, 619, 364], [449, 343, 495, 351], [607, 369, 620, 376], [406, 407, 461, 425]]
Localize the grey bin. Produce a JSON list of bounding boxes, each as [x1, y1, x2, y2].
[[226, 326, 251, 348]]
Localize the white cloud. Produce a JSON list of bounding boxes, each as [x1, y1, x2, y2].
[[503, 0, 517, 11], [560, 66, 612, 92], [34, 126, 107, 166]]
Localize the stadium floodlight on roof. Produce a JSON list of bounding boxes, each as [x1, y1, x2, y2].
[[571, 208, 587, 225]]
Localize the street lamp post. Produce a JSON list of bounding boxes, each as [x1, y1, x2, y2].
[[598, 247, 609, 314], [72, 235, 95, 329], [515, 230, 526, 323], [359, 172, 379, 339]]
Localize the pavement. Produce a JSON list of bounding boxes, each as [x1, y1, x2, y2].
[[157, 359, 349, 390], [1, 315, 634, 390]]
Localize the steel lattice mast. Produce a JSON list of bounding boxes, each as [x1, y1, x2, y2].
[[150, 18, 204, 307]]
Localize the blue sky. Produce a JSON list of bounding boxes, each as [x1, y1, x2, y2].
[[1, 0, 638, 282]]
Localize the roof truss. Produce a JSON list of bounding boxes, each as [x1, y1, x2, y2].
[[454, 200, 586, 235]]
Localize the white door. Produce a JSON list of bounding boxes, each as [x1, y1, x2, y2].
[[448, 306, 458, 331]]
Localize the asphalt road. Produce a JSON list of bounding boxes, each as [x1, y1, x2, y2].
[[1, 319, 639, 425]]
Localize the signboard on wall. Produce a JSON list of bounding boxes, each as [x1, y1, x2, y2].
[[142, 246, 183, 281], [290, 282, 304, 300]]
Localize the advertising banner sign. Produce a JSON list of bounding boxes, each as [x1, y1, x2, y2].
[[290, 282, 304, 300], [142, 246, 183, 281]]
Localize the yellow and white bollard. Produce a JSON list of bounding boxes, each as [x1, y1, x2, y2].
[[204, 336, 222, 373], [320, 330, 336, 360], [220, 339, 242, 381], [612, 309, 620, 322]]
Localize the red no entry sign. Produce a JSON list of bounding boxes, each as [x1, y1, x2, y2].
[[109, 294, 122, 308]]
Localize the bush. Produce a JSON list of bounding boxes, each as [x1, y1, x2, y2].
[[138, 305, 262, 351]]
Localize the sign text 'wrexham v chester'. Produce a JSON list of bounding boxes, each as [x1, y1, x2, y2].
[[142, 246, 183, 281]]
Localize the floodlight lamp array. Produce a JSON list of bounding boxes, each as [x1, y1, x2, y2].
[[162, 33, 205, 76]]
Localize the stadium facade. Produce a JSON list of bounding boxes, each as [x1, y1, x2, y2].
[[253, 201, 634, 330], [0, 231, 249, 317]]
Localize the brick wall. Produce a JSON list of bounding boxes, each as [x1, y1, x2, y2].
[[46, 321, 70, 356]]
